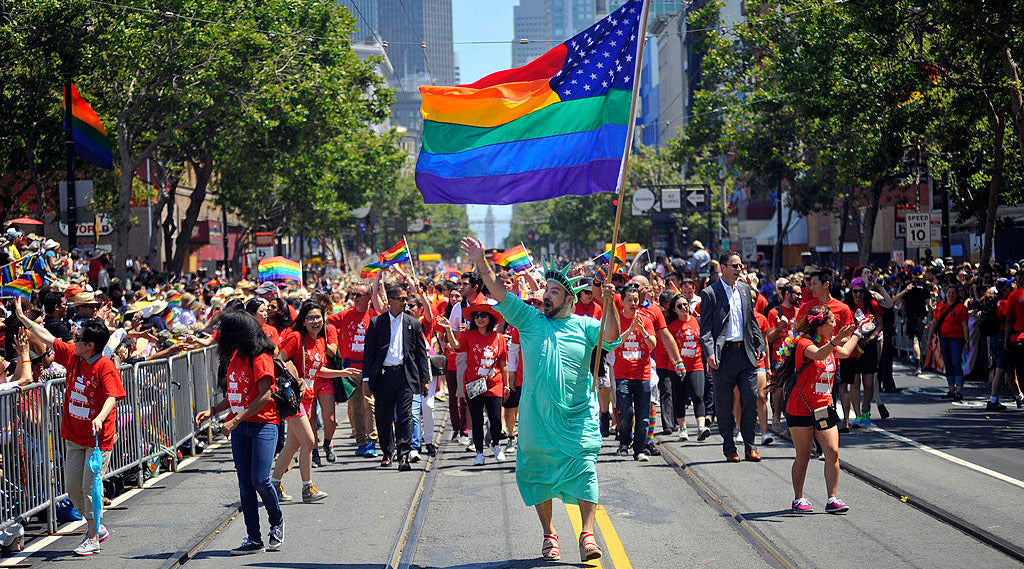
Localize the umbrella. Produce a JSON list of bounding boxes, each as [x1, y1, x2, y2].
[[88, 434, 103, 530], [7, 217, 43, 225]]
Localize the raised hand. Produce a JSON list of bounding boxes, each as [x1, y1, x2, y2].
[[460, 237, 486, 265], [435, 315, 453, 330]]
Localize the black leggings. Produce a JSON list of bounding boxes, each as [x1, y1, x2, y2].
[[468, 395, 503, 453], [671, 370, 706, 420]]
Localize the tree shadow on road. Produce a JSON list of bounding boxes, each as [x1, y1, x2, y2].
[[234, 562, 582, 569]]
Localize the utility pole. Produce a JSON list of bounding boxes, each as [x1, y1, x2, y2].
[[774, 182, 783, 277], [940, 171, 951, 257], [63, 78, 77, 251]]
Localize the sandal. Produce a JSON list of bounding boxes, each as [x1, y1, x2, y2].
[[542, 533, 560, 561], [578, 531, 602, 561]]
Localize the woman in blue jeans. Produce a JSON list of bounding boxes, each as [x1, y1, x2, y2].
[[930, 285, 969, 401], [196, 311, 284, 555]]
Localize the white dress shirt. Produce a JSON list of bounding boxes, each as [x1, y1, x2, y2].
[[383, 311, 405, 366], [722, 281, 744, 341]]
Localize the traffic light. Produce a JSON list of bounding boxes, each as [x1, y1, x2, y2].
[[422, 219, 431, 232]]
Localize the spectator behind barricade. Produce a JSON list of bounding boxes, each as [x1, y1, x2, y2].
[[43, 291, 72, 342]]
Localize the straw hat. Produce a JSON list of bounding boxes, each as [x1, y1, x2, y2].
[[69, 291, 100, 307]]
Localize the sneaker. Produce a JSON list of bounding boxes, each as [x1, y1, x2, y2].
[[940, 389, 955, 399], [600, 412, 611, 437], [851, 414, 865, 426], [273, 481, 293, 502], [761, 433, 775, 446], [616, 444, 630, 457], [859, 414, 872, 426], [817, 451, 825, 462], [696, 426, 711, 441], [1016, 395, 1024, 408], [458, 435, 471, 447], [492, 444, 506, 463], [825, 497, 850, 514], [986, 400, 1008, 411], [312, 448, 321, 468], [952, 389, 963, 402], [355, 442, 367, 457], [409, 449, 421, 463], [504, 435, 518, 454], [323, 443, 336, 463], [791, 498, 813, 512], [267, 522, 284, 551], [302, 482, 328, 503], [364, 441, 378, 458], [634, 452, 650, 462], [424, 443, 438, 456], [97, 525, 110, 543], [74, 537, 101, 556], [230, 537, 264, 555], [878, 404, 890, 420], [435, 394, 446, 402], [473, 452, 485, 466], [645, 442, 661, 456], [678, 429, 690, 442]]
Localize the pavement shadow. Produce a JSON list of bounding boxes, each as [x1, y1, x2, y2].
[[409, 560, 586, 568], [739, 508, 806, 522], [235, 563, 381, 569]]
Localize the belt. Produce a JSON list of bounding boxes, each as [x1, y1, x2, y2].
[[383, 364, 404, 371], [723, 340, 744, 348]]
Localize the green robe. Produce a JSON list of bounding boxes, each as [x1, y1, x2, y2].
[[495, 294, 620, 506]]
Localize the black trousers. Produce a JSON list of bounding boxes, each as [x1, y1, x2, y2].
[[714, 345, 757, 454], [374, 367, 414, 458], [655, 368, 676, 431], [877, 328, 896, 391], [467, 395, 503, 453]]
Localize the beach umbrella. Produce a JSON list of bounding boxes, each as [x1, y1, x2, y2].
[[7, 217, 43, 225]]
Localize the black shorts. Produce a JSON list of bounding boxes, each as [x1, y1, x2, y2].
[[905, 316, 926, 340], [502, 386, 522, 409], [784, 412, 815, 428]]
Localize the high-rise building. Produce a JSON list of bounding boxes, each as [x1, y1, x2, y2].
[[338, 0, 379, 41], [513, 0, 610, 68]]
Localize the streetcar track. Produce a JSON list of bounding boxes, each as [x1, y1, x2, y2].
[[388, 414, 449, 569]]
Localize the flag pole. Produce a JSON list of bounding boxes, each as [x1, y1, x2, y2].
[[403, 235, 419, 281], [593, 0, 651, 387]]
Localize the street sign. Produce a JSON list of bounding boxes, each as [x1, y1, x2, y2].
[[906, 213, 930, 248], [59, 180, 94, 220], [661, 188, 681, 209], [741, 237, 757, 262], [686, 188, 705, 208], [57, 213, 112, 237], [895, 222, 906, 238], [632, 188, 656, 213]]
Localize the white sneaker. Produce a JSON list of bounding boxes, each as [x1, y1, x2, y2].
[[97, 524, 110, 543], [492, 444, 506, 463], [504, 435, 517, 454], [734, 430, 743, 442], [409, 450, 421, 463], [473, 452, 485, 466], [74, 537, 101, 556], [458, 435, 471, 447], [761, 433, 775, 446], [635, 452, 650, 462], [678, 429, 690, 442]]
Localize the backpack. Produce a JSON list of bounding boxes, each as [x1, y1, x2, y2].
[[979, 299, 1002, 337], [271, 357, 302, 418]]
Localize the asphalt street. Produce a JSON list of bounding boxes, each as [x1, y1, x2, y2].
[[5, 363, 1023, 568]]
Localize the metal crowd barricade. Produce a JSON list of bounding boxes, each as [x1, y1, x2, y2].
[[168, 354, 195, 458], [133, 360, 177, 473], [44, 378, 69, 534], [108, 365, 145, 487], [0, 383, 51, 533]]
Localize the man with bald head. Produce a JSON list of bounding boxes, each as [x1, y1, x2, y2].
[[328, 283, 380, 457]]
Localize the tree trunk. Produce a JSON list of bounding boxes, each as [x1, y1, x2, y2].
[[982, 103, 1006, 264], [837, 189, 850, 268], [858, 181, 883, 266], [113, 165, 134, 281], [1001, 46, 1024, 159], [169, 151, 214, 274], [148, 188, 171, 265]]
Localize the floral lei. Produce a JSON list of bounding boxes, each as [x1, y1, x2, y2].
[[776, 331, 823, 360]]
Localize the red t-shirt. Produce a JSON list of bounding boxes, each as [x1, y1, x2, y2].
[[766, 304, 797, 364], [934, 302, 968, 338], [328, 306, 378, 368], [456, 329, 506, 397], [643, 305, 674, 369], [261, 323, 280, 346], [509, 327, 523, 387], [574, 300, 603, 320], [796, 297, 854, 343], [754, 311, 771, 369], [785, 337, 836, 417], [668, 317, 703, 372], [613, 312, 656, 381], [280, 333, 327, 401], [755, 293, 768, 316], [226, 351, 278, 424], [54, 340, 126, 451], [998, 299, 1010, 333]]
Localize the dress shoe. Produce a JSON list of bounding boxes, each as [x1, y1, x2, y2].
[[745, 449, 762, 462], [379, 455, 393, 468], [397, 455, 412, 471], [725, 452, 741, 463]]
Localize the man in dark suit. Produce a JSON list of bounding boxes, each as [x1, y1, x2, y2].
[[362, 283, 431, 471], [698, 252, 767, 462]]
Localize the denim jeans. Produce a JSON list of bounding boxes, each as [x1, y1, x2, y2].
[[231, 421, 283, 543], [939, 336, 965, 389], [409, 393, 422, 451], [615, 378, 652, 455]]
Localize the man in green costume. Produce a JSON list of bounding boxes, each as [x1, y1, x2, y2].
[[461, 237, 621, 562]]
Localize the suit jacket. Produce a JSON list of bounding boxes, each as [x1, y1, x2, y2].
[[698, 279, 766, 367], [362, 310, 431, 393]]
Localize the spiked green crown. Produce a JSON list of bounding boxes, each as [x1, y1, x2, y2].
[[542, 258, 587, 298]]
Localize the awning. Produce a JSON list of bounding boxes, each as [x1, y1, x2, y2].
[[754, 191, 808, 246]]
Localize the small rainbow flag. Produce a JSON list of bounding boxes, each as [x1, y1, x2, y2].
[[595, 260, 624, 283], [164, 310, 176, 326], [361, 262, 383, 279], [21, 254, 46, 275], [2, 278, 32, 300], [64, 83, 113, 170], [492, 243, 533, 272], [167, 292, 182, 309], [669, 281, 681, 295], [597, 243, 627, 264], [0, 264, 15, 284], [26, 273, 44, 289], [258, 256, 302, 282], [379, 238, 411, 267]]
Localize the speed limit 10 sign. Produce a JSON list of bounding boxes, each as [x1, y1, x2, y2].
[[905, 213, 931, 248]]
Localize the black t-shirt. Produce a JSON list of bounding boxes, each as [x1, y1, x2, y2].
[[44, 315, 72, 342], [903, 282, 932, 317]]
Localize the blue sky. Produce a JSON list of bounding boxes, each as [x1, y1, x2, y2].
[[452, 0, 516, 247]]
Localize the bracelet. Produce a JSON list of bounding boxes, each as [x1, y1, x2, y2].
[[21, 360, 30, 365]]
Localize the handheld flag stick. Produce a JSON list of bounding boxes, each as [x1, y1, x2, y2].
[[592, 0, 651, 389]]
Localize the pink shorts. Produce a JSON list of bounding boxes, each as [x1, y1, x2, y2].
[[285, 396, 315, 421], [313, 378, 335, 398]]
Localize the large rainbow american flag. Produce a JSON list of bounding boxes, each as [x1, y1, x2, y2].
[[415, 0, 645, 204]]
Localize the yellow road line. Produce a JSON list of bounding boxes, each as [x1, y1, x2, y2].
[[565, 503, 603, 568], [595, 505, 633, 569]]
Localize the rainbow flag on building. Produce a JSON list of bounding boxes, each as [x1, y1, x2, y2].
[[64, 83, 113, 170], [379, 238, 411, 267], [415, 0, 645, 204], [492, 243, 533, 272], [258, 256, 302, 282], [2, 278, 32, 300], [361, 262, 383, 279]]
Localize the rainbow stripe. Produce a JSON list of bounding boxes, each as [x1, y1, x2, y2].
[[379, 239, 410, 267], [64, 83, 113, 170], [597, 243, 627, 264], [2, 278, 32, 300], [415, 0, 644, 205], [0, 264, 15, 284], [26, 273, 44, 289], [361, 262, 383, 279], [258, 256, 302, 282], [492, 243, 533, 272], [167, 292, 182, 309]]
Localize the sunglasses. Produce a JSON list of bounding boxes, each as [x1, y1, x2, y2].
[[473, 313, 490, 319], [728, 263, 743, 269], [674, 303, 688, 310], [349, 292, 364, 299]]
